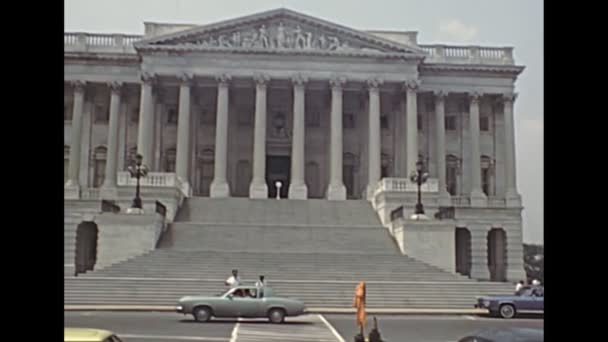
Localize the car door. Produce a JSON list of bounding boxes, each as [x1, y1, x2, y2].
[[213, 289, 240, 317], [513, 288, 535, 310], [530, 289, 544, 311], [234, 288, 263, 317]]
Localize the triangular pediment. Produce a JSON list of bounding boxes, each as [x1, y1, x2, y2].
[[136, 8, 424, 57]]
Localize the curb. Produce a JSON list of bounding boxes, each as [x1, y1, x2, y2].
[[64, 305, 488, 315]]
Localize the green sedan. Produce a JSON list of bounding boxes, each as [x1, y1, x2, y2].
[[176, 286, 307, 323]]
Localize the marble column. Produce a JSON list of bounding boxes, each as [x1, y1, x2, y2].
[[326, 76, 347, 200], [175, 73, 193, 196], [65, 80, 86, 199], [503, 94, 521, 207], [470, 227, 490, 280], [468, 92, 487, 206], [434, 90, 451, 205], [100, 81, 123, 199], [405, 80, 420, 177], [137, 73, 155, 167], [249, 74, 270, 199], [288, 73, 308, 199], [210, 74, 232, 198], [366, 78, 383, 199]]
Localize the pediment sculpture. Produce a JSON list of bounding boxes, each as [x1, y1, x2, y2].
[[191, 22, 383, 53]]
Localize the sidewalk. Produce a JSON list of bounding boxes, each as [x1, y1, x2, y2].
[[64, 305, 488, 315]]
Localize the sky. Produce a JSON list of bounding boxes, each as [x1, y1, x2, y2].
[[65, 0, 543, 244]]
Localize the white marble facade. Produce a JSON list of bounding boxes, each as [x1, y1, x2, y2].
[[64, 8, 523, 205]]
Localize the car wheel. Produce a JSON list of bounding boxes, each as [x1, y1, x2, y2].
[[268, 308, 285, 323], [499, 304, 516, 319], [193, 306, 212, 322]]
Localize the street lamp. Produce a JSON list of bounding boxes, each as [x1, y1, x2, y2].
[[410, 159, 429, 219], [127, 153, 148, 209]]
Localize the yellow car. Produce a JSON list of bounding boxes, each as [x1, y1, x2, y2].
[[64, 328, 123, 342]]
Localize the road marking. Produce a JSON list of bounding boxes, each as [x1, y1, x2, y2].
[[318, 314, 346, 342], [120, 334, 229, 341], [464, 315, 477, 320], [229, 318, 241, 342]]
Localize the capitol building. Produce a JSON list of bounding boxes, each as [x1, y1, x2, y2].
[[64, 8, 526, 283]]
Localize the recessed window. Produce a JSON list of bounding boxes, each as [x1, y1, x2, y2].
[[306, 109, 320, 128], [64, 104, 72, 121], [200, 108, 215, 125], [445, 116, 457, 131], [238, 107, 253, 126], [480, 116, 490, 132], [343, 112, 355, 129], [167, 107, 178, 125], [380, 115, 389, 129], [417, 115, 423, 131], [94, 105, 109, 123], [131, 107, 139, 123]]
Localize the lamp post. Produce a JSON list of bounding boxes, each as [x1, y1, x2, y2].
[[127, 154, 148, 209], [410, 159, 429, 218]]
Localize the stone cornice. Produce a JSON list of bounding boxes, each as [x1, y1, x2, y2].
[[421, 63, 525, 75], [64, 52, 140, 63], [135, 44, 423, 61]]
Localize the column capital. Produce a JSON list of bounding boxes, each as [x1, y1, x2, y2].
[[329, 75, 347, 89], [403, 79, 421, 91], [502, 93, 517, 104], [108, 81, 123, 94], [468, 91, 483, 104], [70, 80, 87, 93], [367, 77, 384, 90], [253, 73, 270, 86], [433, 90, 448, 100], [141, 72, 156, 84], [291, 73, 309, 87], [216, 73, 232, 86], [179, 73, 194, 86]]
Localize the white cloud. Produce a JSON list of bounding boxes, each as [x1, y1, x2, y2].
[[438, 19, 478, 43]]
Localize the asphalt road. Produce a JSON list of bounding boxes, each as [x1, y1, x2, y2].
[[64, 311, 543, 342]]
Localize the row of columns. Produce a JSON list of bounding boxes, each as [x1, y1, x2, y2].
[[65, 77, 519, 205]]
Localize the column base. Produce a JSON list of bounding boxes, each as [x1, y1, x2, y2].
[[249, 181, 268, 199], [438, 191, 452, 206], [288, 183, 308, 200], [100, 185, 119, 200], [210, 180, 230, 198], [505, 189, 522, 207], [64, 182, 81, 199], [470, 265, 490, 280], [470, 189, 487, 207], [326, 183, 346, 200]]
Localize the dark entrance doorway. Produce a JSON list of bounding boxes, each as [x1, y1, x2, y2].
[[74, 221, 98, 276], [488, 228, 507, 281], [266, 156, 290, 198], [455, 227, 472, 277]]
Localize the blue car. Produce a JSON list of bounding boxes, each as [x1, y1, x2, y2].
[[475, 286, 544, 318]]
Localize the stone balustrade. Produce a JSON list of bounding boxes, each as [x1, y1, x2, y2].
[[64, 32, 142, 54], [374, 177, 440, 197], [117, 172, 177, 187], [420, 45, 515, 65]]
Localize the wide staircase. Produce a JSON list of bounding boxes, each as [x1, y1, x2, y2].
[[65, 198, 513, 309]]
